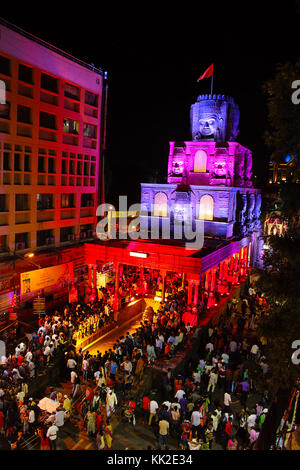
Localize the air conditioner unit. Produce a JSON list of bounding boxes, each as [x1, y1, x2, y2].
[[16, 242, 25, 250]]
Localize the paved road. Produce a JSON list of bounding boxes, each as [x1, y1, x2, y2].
[[81, 313, 144, 356]]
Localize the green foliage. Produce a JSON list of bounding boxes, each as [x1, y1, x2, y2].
[[254, 231, 300, 392], [263, 59, 300, 162], [278, 180, 300, 229], [257, 232, 300, 301], [256, 301, 300, 392]]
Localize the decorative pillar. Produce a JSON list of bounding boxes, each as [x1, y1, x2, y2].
[[93, 265, 97, 289], [193, 281, 199, 306], [88, 264, 93, 288], [113, 262, 121, 316], [161, 270, 167, 302], [187, 280, 193, 305]]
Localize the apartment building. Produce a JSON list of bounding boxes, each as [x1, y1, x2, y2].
[[0, 18, 107, 256]]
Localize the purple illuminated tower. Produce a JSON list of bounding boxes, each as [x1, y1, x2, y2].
[[140, 94, 263, 266]]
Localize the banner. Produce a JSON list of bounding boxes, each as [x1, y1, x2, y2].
[[20, 263, 73, 296], [33, 297, 45, 315], [96, 272, 107, 289], [68, 286, 78, 303]]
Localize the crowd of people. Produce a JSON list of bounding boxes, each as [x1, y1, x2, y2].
[[138, 285, 273, 450], [63, 281, 192, 450], [0, 267, 279, 451], [0, 285, 116, 450]]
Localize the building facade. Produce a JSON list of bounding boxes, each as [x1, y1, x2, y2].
[[0, 19, 106, 255], [140, 94, 263, 267], [0, 19, 107, 315]]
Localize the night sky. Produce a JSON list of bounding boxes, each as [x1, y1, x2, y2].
[[1, 4, 299, 205]]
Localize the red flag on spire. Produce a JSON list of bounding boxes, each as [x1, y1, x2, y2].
[[197, 64, 213, 81]]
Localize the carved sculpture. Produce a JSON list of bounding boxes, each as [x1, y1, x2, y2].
[[190, 94, 240, 142]]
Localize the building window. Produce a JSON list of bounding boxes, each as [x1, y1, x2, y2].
[[61, 193, 75, 208], [0, 235, 7, 252], [39, 111, 56, 129], [61, 160, 67, 174], [3, 152, 11, 170], [81, 193, 94, 207], [38, 156, 45, 173], [24, 154, 31, 172], [0, 195, 8, 212], [84, 162, 89, 176], [60, 226, 74, 242], [64, 82, 80, 101], [41, 72, 58, 93], [17, 105, 32, 124], [153, 192, 168, 217], [15, 233, 29, 250], [14, 153, 21, 171], [15, 194, 30, 211], [37, 194, 53, 210], [199, 195, 214, 220], [48, 158, 55, 174], [0, 102, 10, 119], [18, 64, 33, 84], [194, 150, 207, 173], [83, 123, 97, 139], [0, 55, 10, 76], [63, 118, 79, 134], [85, 90, 98, 107], [37, 229, 54, 247]]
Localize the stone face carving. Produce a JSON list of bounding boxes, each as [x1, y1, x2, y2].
[[246, 193, 256, 232], [190, 95, 240, 142], [235, 192, 248, 235], [254, 193, 262, 228], [245, 150, 253, 186]]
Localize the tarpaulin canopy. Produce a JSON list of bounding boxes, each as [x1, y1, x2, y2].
[[38, 397, 60, 413]]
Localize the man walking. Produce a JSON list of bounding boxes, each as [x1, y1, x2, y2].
[[158, 417, 169, 450], [46, 423, 59, 450]]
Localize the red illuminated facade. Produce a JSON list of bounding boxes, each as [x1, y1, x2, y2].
[[0, 19, 107, 314]]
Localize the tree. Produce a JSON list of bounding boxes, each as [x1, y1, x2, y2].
[[253, 230, 300, 449], [263, 59, 300, 162]]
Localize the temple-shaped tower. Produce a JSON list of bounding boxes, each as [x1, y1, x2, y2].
[[140, 93, 262, 266]]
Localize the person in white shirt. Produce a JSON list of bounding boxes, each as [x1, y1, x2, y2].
[[162, 401, 171, 411], [25, 350, 32, 362], [82, 358, 89, 381], [70, 370, 77, 384], [46, 424, 59, 450], [121, 359, 132, 375], [191, 409, 201, 428], [148, 399, 159, 425], [54, 409, 66, 427], [207, 370, 218, 393], [67, 358, 77, 370], [250, 344, 260, 360], [221, 352, 229, 365], [247, 412, 257, 431], [175, 389, 185, 401], [27, 360, 35, 378], [106, 389, 118, 416], [28, 407, 35, 433], [224, 392, 232, 411], [229, 340, 237, 353], [193, 370, 201, 384]]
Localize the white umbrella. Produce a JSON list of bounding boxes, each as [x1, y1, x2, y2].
[[38, 397, 60, 413]]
